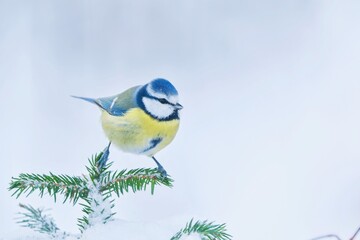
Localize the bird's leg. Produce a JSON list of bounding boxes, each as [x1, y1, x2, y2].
[[98, 142, 112, 170], [152, 156, 168, 177]]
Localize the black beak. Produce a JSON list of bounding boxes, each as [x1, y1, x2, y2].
[[175, 103, 183, 110]]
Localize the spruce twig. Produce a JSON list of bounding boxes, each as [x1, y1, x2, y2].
[[9, 153, 174, 206], [16, 203, 68, 239], [171, 219, 232, 240], [100, 168, 173, 196], [9, 173, 88, 204]]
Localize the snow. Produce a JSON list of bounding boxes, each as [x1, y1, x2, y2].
[[85, 184, 114, 228], [181, 234, 202, 240], [82, 220, 168, 240], [1, 219, 202, 240]]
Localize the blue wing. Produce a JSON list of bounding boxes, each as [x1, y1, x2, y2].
[[72, 86, 140, 116]]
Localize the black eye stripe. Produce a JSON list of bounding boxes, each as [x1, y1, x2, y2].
[[159, 98, 174, 105], [147, 96, 175, 106]]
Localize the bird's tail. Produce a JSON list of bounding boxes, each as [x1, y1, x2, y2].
[[71, 95, 97, 105]]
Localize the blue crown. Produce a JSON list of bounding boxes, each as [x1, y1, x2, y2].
[[150, 78, 178, 96]]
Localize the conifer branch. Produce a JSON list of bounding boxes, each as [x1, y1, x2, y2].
[[9, 173, 89, 204], [99, 168, 173, 196], [86, 153, 173, 194], [16, 203, 69, 239], [8, 152, 173, 205], [10, 150, 224, 237], [171, 219, 232, 240]]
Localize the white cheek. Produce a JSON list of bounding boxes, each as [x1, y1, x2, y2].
[[142, 97, 174, 119]]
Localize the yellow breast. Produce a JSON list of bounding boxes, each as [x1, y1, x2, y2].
[[100, 108, 180, 156]]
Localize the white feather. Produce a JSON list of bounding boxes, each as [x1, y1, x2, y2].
[[142, 97, 174, 119], [109, 96, 118, 110]]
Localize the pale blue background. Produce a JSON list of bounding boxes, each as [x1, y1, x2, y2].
[[1, 1, 360, 239]]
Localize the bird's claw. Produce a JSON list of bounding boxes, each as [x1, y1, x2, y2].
[[157, 166, 168, 178], [152, 156, 168, 178]]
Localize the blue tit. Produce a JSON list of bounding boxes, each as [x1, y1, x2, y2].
[[72, 78, 183, 176]]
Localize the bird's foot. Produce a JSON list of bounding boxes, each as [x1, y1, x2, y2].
[[152, 156, 168, 178], [157, 165, 168, 178], [98, 142, 111, 170]]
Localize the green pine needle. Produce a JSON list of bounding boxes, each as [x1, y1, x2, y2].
[[16, 203, 65, 238], [9, 173, 89, 204], [171, 219, 232, 240], [8, 152, 174, 207], [100, 167, 173, 196], [86, 152, 113, 182]]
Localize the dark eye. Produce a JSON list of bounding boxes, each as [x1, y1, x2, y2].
[[158, 98, 168, 104]]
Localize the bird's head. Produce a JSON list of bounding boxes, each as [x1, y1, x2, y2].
[[137, 78, 183, 121]]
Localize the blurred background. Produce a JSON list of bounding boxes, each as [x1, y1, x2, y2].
[[1, 0, 360, 239]]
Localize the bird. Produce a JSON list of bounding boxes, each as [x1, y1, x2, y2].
[[72, 78, 183, 177]]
